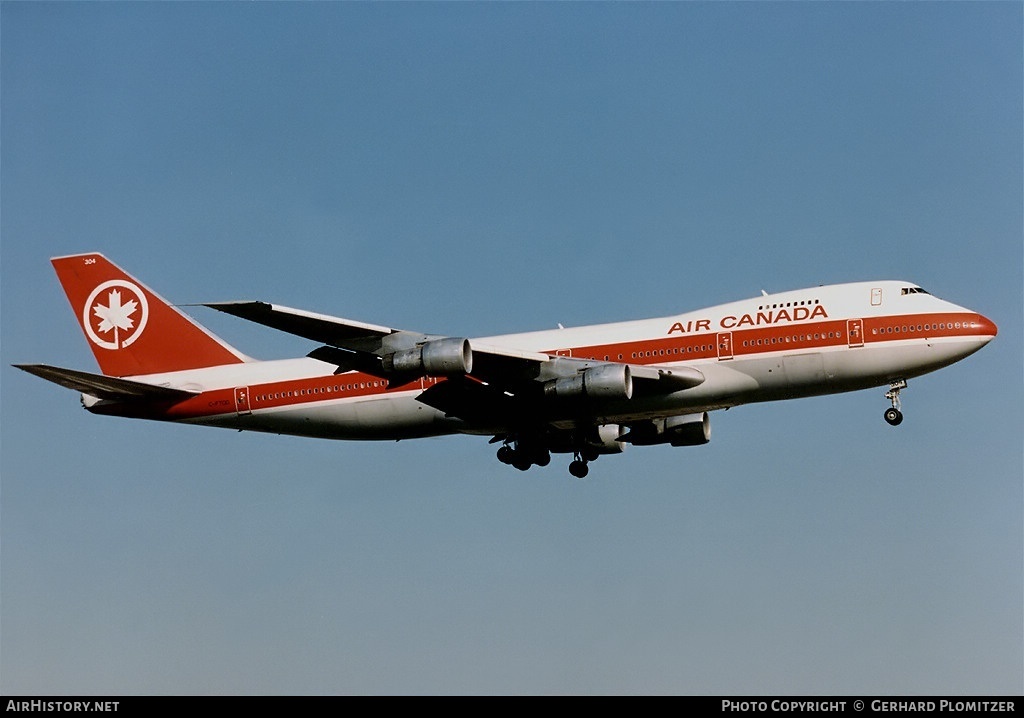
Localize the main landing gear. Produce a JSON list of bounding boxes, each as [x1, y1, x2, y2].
[[496, 441, 595, 478], [883, 379, 907, 426], [496, 443, 550, 472]]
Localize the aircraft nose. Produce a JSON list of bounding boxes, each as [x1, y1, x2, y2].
[[975, 313, 998, 340]]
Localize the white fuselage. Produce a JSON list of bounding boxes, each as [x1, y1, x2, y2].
[[93, 281, 996, 442]]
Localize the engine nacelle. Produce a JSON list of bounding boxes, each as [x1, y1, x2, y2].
[[383, 337, 473, 377], [587, 423, 626, 455], [665, 412, 711, 446], [543, 424, 627, 456], [544, 364, 633, 402], [624, 412, 711, 447]]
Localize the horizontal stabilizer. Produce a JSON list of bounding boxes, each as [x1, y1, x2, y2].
[[14, 364, 198, 402]]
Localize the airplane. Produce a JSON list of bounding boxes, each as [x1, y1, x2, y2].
[[16, 253, 997, 478]]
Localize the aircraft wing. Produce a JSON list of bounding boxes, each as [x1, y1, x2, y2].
[[14, 364, 198, 402], [204, 301, 397, 353], [204, 301, 705, 419], [205, 300, 562, 381], [412, 347, 705, 425]]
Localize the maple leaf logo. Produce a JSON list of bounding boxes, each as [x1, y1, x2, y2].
[[93, 289, 138, 342], [82, 280, 149, 350]]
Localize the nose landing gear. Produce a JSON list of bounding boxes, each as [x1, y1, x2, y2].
[[883, 379, 907, 426]]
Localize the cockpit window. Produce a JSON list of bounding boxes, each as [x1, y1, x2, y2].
[[901, 287, 931, 295]]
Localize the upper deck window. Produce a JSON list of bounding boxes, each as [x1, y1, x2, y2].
[[901, 287, 931, 296]]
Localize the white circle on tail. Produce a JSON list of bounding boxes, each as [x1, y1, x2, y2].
[[83, 280, 149, 350]]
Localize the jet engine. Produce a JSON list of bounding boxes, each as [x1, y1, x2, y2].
[[544, 423, 627, 457], [382, 337, 473, 377], [543, 364, 632, 402], [623, 412, 711, 447], [587, 423, 627, 455]]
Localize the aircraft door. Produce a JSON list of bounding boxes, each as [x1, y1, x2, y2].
[[847, 319, 864, 348], [234, 386, 252, 416], [717, 332, 734, 360]]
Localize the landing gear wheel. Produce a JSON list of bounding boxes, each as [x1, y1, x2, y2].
[[512, 459, 531, 471], [568, 460, 589, 479], [883, 379, 908, 427], [496, 445, 514, 464]]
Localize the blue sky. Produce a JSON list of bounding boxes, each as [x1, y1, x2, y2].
[[2, 3, 1020, 695]]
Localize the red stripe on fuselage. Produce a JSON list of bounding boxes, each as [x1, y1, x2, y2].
[[549, 312, 994, 363], [98, 311, 993, 422]]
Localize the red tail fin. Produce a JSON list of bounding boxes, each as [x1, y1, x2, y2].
[[51, 253, 248, 376]]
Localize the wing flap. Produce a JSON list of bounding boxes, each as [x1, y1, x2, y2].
[[416, 376, 521, 426], [305, 345, 384, 376]]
